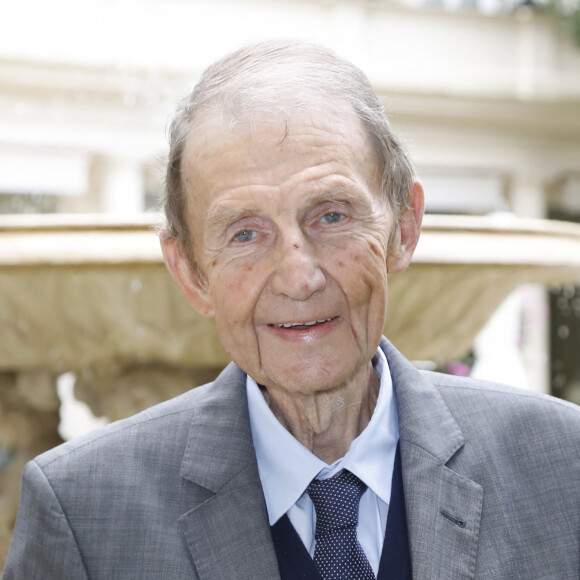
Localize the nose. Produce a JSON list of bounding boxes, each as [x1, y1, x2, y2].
[[270, 232, 326, 301]]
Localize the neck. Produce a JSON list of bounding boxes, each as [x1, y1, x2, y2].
[[261, 362, 380, 464]]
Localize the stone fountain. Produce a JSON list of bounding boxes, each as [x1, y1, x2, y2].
[[1, 212, 580, 563]]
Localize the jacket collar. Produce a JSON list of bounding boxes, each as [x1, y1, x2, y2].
[[382, 337, 483, 580], [179, 362, 281, 580], [180, 363, 255, 491], [382, 337, 464, 462]]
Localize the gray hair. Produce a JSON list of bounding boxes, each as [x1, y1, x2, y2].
[[162, 40, 416, 263]]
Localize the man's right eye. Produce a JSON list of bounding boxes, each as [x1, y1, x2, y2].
[[320, 211, 344, 224], [233, 229, 258, 243]]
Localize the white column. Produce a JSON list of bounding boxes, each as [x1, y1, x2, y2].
[[510, 173, 549, 394], [509, 173, 547, 219], [471, 290, 530, 389], [100, 156, 145, 215], [471, 173, 550, 393], [514, 6, 536, 101]]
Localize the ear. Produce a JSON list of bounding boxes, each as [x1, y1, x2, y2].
[[160, 237, 215, 317], [386, 180, 424, 274]]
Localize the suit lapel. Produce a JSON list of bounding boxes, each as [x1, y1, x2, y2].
[[382, 338, 483, 580], [178, 363, 280, 580]]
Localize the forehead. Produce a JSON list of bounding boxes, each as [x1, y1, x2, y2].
[[182, 106, 381, 204]]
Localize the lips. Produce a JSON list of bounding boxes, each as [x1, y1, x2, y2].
[[270, 317, 336, 329], [262, 315, 341, 343]]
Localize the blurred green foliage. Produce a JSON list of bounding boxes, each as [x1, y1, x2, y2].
[[547, 0, 580, 48]]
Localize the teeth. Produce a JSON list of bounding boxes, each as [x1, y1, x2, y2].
[[277, 318, 333, 328]]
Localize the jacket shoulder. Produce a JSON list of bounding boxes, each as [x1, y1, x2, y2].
[[34, 361, 245, 472], [425, 370, 579, 414], [422, 370, 580, 452]]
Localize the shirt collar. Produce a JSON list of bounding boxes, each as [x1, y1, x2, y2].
[[246, 346, 399, 525]]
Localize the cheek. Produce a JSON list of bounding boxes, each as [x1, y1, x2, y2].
[[347, 230, 389, 273], [341, 235, 389, 303], [211, 268, 256, 321], [330, 226, 388, 268], [210, 255, 272, 334], [225, 280, 243, 294], [219, 264, 255, 296]]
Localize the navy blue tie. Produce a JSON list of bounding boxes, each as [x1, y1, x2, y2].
[[307, 470, 375, 580]]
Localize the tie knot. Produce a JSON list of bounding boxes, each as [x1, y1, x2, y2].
[[307, 470, 367, 533]]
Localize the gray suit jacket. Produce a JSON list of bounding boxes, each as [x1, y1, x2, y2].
[[3, 338, 580, 579]]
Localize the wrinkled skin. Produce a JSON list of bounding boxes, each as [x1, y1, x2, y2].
[[162, 109, 423, 460]]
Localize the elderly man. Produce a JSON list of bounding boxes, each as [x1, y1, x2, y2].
[[3, 41, 580, 580]]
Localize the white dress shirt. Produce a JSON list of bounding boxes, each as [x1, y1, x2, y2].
[[246, 347, 399, 575]]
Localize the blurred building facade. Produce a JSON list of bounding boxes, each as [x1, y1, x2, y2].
[[1, 0, 580, 398]]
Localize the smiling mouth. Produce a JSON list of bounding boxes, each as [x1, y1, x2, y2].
[[269, 317, 337, 329]]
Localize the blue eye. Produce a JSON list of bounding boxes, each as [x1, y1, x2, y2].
[[321, 212, 343, 224], [233, 229, 258, 242]]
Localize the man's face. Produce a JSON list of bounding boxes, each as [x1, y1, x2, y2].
[[169, 110, 415, 396]]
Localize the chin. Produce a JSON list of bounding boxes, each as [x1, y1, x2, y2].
[[268, 367, 357, 397]]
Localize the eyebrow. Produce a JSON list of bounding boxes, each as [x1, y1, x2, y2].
[[310, 183, 368, 204], [205, 203, 265, 237], [306, 181, 378, 213]]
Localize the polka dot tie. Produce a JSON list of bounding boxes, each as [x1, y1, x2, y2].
[[307, 470, 376, 580]]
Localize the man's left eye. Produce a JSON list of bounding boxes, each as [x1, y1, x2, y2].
[[321, 212, 344, 224], [233, 229, 258, 242]]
